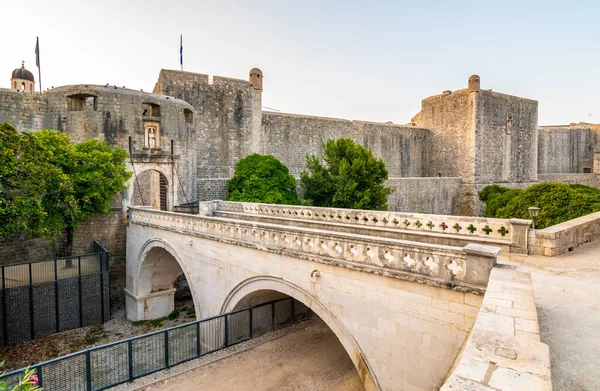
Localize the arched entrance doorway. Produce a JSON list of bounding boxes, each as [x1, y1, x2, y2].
[[221, 276, 380, 391], [126, 240, 197, 322], [131, 169, 169, 211]]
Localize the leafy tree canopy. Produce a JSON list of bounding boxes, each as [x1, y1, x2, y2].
[[300, 138, 393, 210], [479, 182, 600, 229], [227, 153, 299, 204], [0, 123, 131, 249]]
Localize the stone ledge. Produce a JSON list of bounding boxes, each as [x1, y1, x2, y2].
[[441, 265, 552, 390]]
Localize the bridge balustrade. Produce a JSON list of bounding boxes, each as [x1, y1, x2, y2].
[[129, 206, 499, 291], [213, 201, 531, 254]]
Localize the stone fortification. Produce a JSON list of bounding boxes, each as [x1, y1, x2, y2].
[[261, 112, 429, 177], [411, 77, 539, 214], [153, 69, 262, 180], [538, 124, 598, 174]]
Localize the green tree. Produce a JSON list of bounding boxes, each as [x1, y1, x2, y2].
[[300, 138, 393, 210], [479, 182, 600, 229], [227, 153, 299, 204], [0, 124, 131, 255]]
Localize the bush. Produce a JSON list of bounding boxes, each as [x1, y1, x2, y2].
[[479, 182, 600, 229], [300, 138, 393, 210], [227, 154, 299, 204]]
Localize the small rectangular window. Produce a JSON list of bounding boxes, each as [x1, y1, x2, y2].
[[142, 103, 161, 117], [184, 108, 193, 124], [68, 94, 97, 111]]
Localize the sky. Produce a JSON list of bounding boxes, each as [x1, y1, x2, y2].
[[1, 0, 599, 125]]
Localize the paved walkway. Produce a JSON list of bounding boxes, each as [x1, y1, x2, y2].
[[500, 241, 600, 391]]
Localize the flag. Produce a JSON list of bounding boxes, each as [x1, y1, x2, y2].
[[180, 34, 183, 69], [35, 37, 40, 68]]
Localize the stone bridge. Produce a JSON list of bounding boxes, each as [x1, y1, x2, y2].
[[125, 202, 548, 391]]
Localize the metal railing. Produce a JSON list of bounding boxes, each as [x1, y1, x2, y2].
[[0, 241, 110, 345], [0, 297, 311, 391]]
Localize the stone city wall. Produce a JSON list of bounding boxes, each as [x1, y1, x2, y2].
[[153, 70, 262, 180], [537, 173, 598, 188], [528, 210, 600, 256], [0, 89, 47, 131], [441, 266, 551, 390], [261, 112, 429, 177], [538, 126, 596, 174], [474, 91, 538, 184], [386, 177, 461, 215]]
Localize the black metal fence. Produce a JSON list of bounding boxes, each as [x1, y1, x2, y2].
[[0, 297, 311, 391], [0, 241, 110, 345]]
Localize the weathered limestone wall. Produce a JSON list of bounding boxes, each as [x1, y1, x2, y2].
[[528, 211, 600, 256], [442, 266, 551, 390], [153, 70, 262, 181], [537, 173, 598, 188], [261, 112, 429, 177], [196, 177, 462, 216], [0, 89, 48, 130], [411, 90, 474, 180], [475, 91, 538, 184], [386, 177, 460, 214], [0, 211, 125, 266], [127, 215, 488, 391], [538, 126, 595, 174]]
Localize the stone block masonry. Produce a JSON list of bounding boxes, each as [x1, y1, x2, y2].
[[441, 265, 551, 390], [127, 206, 498, 390]]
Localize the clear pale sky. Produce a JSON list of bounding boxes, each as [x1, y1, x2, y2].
[[2, 0, 598, 125]]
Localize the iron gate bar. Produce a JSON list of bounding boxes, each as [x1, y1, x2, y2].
[[0, 243, 109, 346], [0, 297, 311, 391]]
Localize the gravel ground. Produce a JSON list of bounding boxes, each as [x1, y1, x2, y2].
[[0, 300, 196, 372], [113, 317, 363, 391]]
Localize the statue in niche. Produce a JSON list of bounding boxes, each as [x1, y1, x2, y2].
[[144, 122, 160, 149]]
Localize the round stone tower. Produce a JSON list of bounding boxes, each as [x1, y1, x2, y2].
[[468, 74, 480, 92], [249, 68, 263, 91], [11, 61, 35, 93]]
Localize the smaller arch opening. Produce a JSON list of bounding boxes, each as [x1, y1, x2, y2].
[[131, 169, 169, 211]]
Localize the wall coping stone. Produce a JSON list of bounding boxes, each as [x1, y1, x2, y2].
[[441, 265, 552, 390]]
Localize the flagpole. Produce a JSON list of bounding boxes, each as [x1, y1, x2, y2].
[[180, 34, 183, 71], [35, 37, 41, 94]]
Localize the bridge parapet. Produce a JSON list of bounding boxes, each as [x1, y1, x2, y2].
[[214, 201, 531, 253], [130, 206, 500, 292]]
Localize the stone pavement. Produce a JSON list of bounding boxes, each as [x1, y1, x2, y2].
[[500, 240, 600, 391]]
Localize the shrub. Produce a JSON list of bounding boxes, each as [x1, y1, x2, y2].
[[300, 138, 393, 210], [479, 182, 600, 229], [227, 154, 299, 204]]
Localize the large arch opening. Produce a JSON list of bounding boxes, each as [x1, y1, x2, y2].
[[221, 276, 379, 391], [131, 169, 168, 211], [127, 242, 197, 322]]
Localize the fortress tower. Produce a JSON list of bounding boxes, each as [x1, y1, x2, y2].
[[11, 62, 35, 93], [411, 74, 539, 214]]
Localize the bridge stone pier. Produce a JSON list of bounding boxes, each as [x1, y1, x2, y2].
[[126, 202, 503, 391]]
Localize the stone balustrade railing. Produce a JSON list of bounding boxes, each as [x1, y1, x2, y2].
[[129, 207, 500, 292], [212, 201, 532, 253]]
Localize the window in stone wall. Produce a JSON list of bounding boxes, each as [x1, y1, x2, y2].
[[142, 103, 161, 117], [68, 94, 97, 111], [184, 108, 193, 124], [583, 167, 592, 173], [506, 114, 513, 134], [144, 121, 161, 149]]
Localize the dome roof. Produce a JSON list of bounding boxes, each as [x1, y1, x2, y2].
[[12, 62, 34, 82]]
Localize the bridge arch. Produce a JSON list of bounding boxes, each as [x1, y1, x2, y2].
[[126, 238, 198, 321], [220, 275, 380, 391]]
